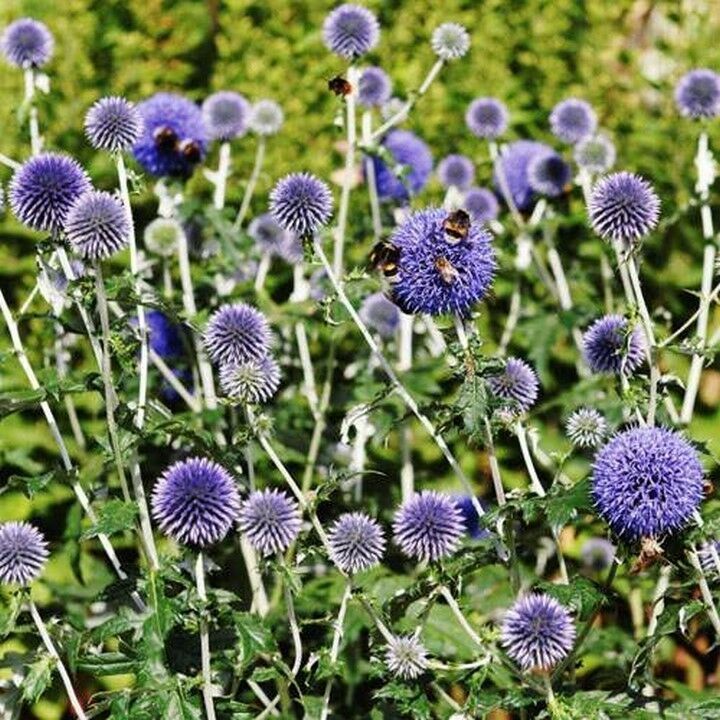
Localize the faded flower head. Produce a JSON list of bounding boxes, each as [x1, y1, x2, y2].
[[465, 97, 508, 139], [204, 302, 272, 366], [248, 212, 302, 264], [239, 488, 302, 556], [0, 522, 49, 586], [574, 134, 616, 175], [380, 96, 405, 122], [488, 357, 539, 414], [328, 512, 386, 573], [144, 217, 183, 257], [528, 151, 571, 197], [371, 129, 433, 203], [249, 99, 284, 136], [359, 291, 400, 338], [358, 66, 392, 108], [85, 96, 142, 152], [431, 22, 470, 61], [437, 154, 475, 190], [219, 354, 281, 404], [64, 190, 129, 261], [583, 314, 644, 375], [270, 172, 333, 236], [675, 69, 720, 119], [385, 634, 429, 679], [565, 407, 608, 448], [1, 18, 53, 68], [322, 4, 380, 59], [202, 91, 251, 141], [494, 140, 551, 212], [464, 187, 499, 224], [549, 98, 597, 144], [580, 537, 616, 572], [453, 495, 488, 540]]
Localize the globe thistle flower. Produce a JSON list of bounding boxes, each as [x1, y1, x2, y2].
[[203, 302, 272, 366], [592, 426, 704, 541], [249, 99, 284, 136], [219, 355, 281, 404], [371, 129, 433, 203], [322, 4, 380, 60], [133, 92, 208, 178], [64, 190, 129, 261], [248, 213, 301, 263], [270, 172, 333, 237], [453, 495, 488, 540], [152, 457, 240, 547], [1, 18, 53, 68], [10, 153, 91, 233], [388, 207, 495, 316], [437, 154, 475, 190], [549, 98, 597, 144], [565, 407, 608, 448], [574, 134, 616, 175], [431, 22, 470, 61], [328, 512, 386, 573], [697, 540, 720, 576], [146, 310, 184, 358], [675, 69, 720, 119], [465, 97, 509, 140], [359, 292, 400, 338], [488, 357, 539, 413], [84, 96, 143, 152], [583, 315, 644, 375], [527, 151, 571, 197], [589, 172, 660, 244], [0, 521, 49, 586], [144, 217, 183, 257], [501, 593, 576, 672], [202, 91, 251, 142], [580, 538, 616, 572], [393, 490, 465, 562], [358, 66, 392, 108], [239, 488, 302, 556], [464, 187, 499, 224], [494, 140, 550, 212], [385, 635, 429, 679]]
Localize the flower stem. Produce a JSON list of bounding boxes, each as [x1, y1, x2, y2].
[[212, 141, 231, 210], [23, 68, 42, 156], [195, 552, 217, 720], [439, 585, 483, 647], [320, 578, 352, 720], [398, 312, 414, 503], [361, 110, 382, 242], [688, 543, 720, 636], [234, 137, 266, 231]]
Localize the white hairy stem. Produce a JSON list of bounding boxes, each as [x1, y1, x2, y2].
[[254, 254, 271, 293], [240, 536, 269, 617], [362, 110, 382, 242], [398, 312, 415, 503], [646, 565, 672, 637], [24, 69, 41, 155], [195, 552, 217, 720], [234, 137, 266, 231], [439, 585, 483, 647], [688, 543, 720, 636], [212, 141, 231, 210], [320, 579, 352, 720]]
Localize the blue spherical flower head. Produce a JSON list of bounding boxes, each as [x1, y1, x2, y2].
[[437, 154, 475, 190], [583, 314, 644, 375], [239, 488, 301, 556], [0, 521, 49, 586], [1, 18, 53, 68], [592, 426, 704, 541], [202, 91, 251, 141], [549, 98, 597, 144], [453, 495, 488, 540], [322, 4, 379, 59], [146, 310, 184, 358], [574, 134, 616, 175], [528, 151, 571, 197], [464, 187, 499, 223], [359, 292, 400, 338], [64, 190, 129, 261], [580, 537, 616, 572], [393, 490, 465, 562], [675, 69, 720, 119], [501, 593, 576, 672], [358, 66, 392, 108], [328, 512, 386, 573], [494, 140, 550, 212], [488, 357, 539, 413], [431, 22, 470, 61], [85, 96, 143, 152], [385, 635, 429, 679], [219, 354, 281, 404], [152, 457, 240, 547], [133, 93, 208, 178], [249, 99, 284, 136], [204, 302, 272, 366], [388, 207, 495, 316], [270, 172, 333, 237], [466, 97, 508, 139], [565, 407, 608, 448], [589, 172, 660, 244], [371, 130, 433, 203], [248, 213, 299, 261]]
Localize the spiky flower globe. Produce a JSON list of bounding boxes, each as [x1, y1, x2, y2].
[[549, 98, 597, 144], [239, 489, 302, 556], [322, 4, 380, 59], [580, 538, 616, 572], [698, 540, 720, 576], [328, 512, 386, 573], [431, 22, 470, 61], [388, 207, 495, 316], [592, 426, 704, 541], [371, 130, 433, 203], [464, 187, 499, 224], [10, 153, 91, 233], [249, 99, 284, 136], [0, 521, 49, 586], [64, 190, 129, 261], [1, 18, 53, 68], [501, 593, 576, 672], [437, 154, 475, 190], [488, 357, 539, 413], [675, 69, 720, 119], [453, 495, 488, 540], [358, 66, 392, 108], [574, 134, 616, 175], [466, 97, 509, 139], [385, 635, 429, 679], [270, 172, 333, 237], [583, 315, 644, 375], [151, 457, 240, 546], [359, 292, 400, 339], [248, 213, 301, 263], [589, 172, 660, 244], [204, 302, 272, 366], [202, 91, 251, 142], [565, 407, 608, 448], [219, 355, 281, 404], [144, 217, 183, 257], [494, 140, 550, 212], [146, 310, 184, 358], [393, 490, 465, 562], [528, 151, 571, 197], [85, 96, 142, 152]]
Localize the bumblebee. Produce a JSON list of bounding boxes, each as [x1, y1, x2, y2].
[[435, 256, 459, 285], [178, 138, 202, 163], [442, 208, 471, 244], [328, 75, 352, 97], [153, 125, 179, 151], [369, 240, 401, 281], [630, 537, 664, 575]]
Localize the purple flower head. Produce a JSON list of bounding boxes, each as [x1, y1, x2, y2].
[[698, 540, 720, 576], [464, 187, 499, 223], [202, 91, 251, 142], [675, 69, 720, 119], [248, 213, 301, 263], [580, 538, 616, 572], [204, 302, 272, 366], [388, 207, 495, 316], [249, 99, 284, 136], [466, 97, 508, 139], [385, 635, 429, 679], [358, 66, 392, 108], [270, 172, 333, 237], [574, 134, 616, 175], [501, 593, 576, 671], [64, 190, 129, 261], [133, 93, 208, 178], [10, 153, 91, 234], [589, 172, 660, 244], [528, 151, 571, 197], [453, 495, 488, 540], [371, 129, 433, 203], [494, 140, 551, 212], [583, 314, 644, 375], [328, 512, 386, 573], [0, 522, 48, 586], [437, 154, 475, 190], [1, 18, 53, 68], [151, 457, 240, 547], [146, 310, 184, 358], [488, 357, 539, 413], [565, 407, 608, 448], [359, 292, 400, 338], [239, 488, 301, 556], [431, 22, 470, 61], [393, 490, 465, 562], [592, 426, 704, 541], [85, 96, 142, 152], [219, 354, 281, 404], [549, 98, 597, 144], [322, 4, 379, 59]]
